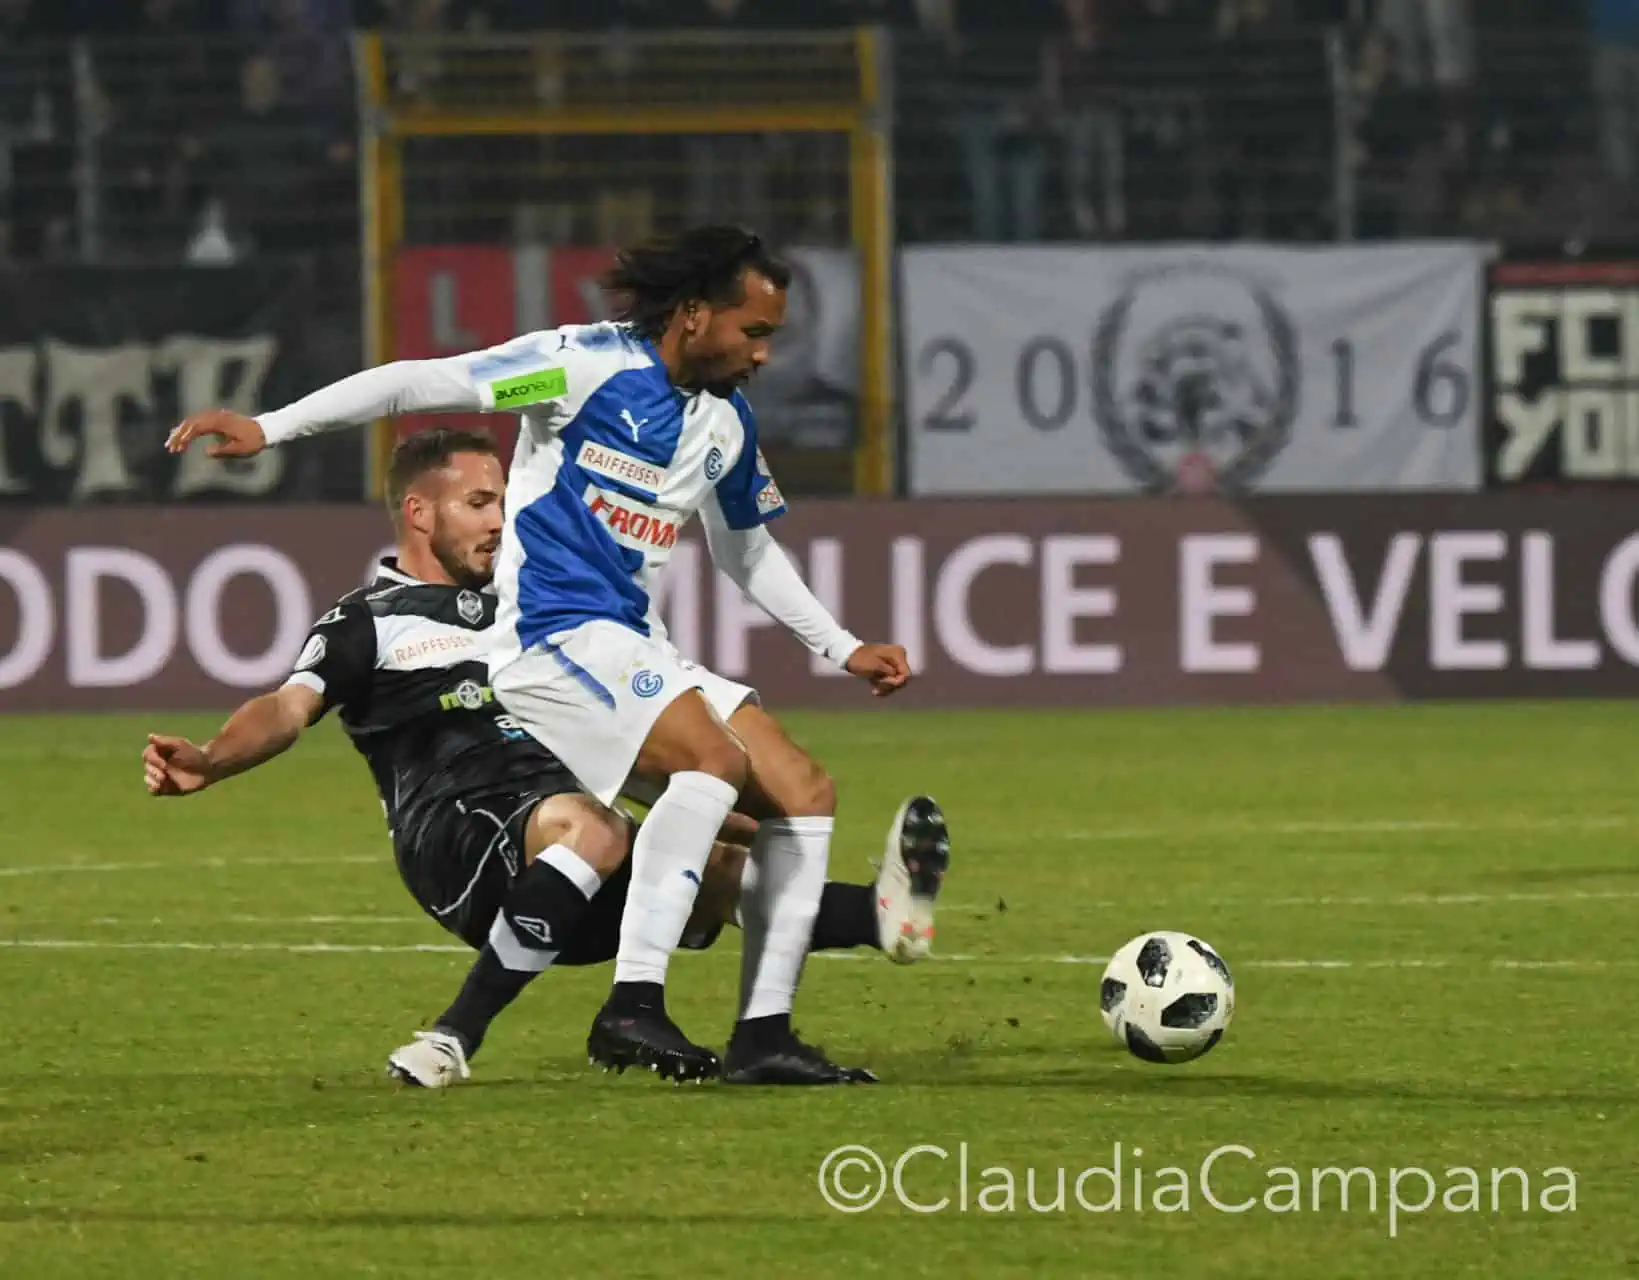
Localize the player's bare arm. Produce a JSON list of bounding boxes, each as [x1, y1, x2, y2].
[[143, 684, 320, 797]]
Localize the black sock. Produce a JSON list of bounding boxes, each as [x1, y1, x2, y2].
[[732, 1011, 791, 1051], [435, 853, 599, 1058], [436, 947, 537, 1059], [808, 882, 879, 952], [607, 980, 666, 1015]]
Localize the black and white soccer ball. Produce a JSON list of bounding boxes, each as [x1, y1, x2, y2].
[[1100, 931, 1235, 1064]]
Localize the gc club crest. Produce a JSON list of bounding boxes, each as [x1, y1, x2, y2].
[[456, 590, 485, 626], [631, 669, 664, 698], [1092, 265, 1298, 494], [704, 446, 725, 481]]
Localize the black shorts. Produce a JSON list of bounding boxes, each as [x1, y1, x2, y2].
[[394, 784, 635, 967]]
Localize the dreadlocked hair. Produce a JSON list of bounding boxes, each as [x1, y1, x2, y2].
[[601, 226, 791, 341]]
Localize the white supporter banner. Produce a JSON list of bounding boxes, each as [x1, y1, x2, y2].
[[903, 245, 1486, 495]]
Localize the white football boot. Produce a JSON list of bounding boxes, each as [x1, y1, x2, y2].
[[876, 795, 950, 964], [386, 1029, 471, 1088]]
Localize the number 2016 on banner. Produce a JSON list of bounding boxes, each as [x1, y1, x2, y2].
[[918, 332, 1471, 433]]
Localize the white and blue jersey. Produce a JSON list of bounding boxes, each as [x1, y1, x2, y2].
[[452, 323, 787, 664], [253, 314, 859, 711], [253, 316, 862, 803]]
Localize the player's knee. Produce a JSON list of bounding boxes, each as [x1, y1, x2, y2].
[[702, 840, 748, 901], [717, 809, 759, 850], [531, 797, 629, 879], [561, 809, 631, 879], [693, 738, 750, 794], [789, 757, 837, 818]]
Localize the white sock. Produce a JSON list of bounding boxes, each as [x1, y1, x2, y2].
[[612, 770, 739, 986], [738, 816, 833, 1022], [732, 853, 762, 929]]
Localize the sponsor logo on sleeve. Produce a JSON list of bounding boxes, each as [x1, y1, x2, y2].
[[756, 480, 786, 514], [489, 366, 568, 407]]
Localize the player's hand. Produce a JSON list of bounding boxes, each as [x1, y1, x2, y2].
[[844, 643, 912, 698], [143, 734, 215, 796], [166, 409, 266, 458]]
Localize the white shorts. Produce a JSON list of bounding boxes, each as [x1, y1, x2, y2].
[[490, 619, 757, 807]]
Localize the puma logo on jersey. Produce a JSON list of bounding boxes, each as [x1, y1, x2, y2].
[[620, 408, 648, 440]]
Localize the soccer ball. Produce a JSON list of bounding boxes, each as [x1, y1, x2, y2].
[[1099, 931, 1235, 1064]]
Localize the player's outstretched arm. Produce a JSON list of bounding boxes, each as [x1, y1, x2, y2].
[[143, 684, 322, 797], [701, 512, 911, 698], [166, 356, 489, 458]]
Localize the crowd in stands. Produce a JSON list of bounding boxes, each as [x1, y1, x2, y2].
[[1, 0, 1636, 260]]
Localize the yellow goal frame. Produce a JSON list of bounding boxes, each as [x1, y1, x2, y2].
[[353, 28, 897, 499]]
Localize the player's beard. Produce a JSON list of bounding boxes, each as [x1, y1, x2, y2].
[[683, 346, 751, 398], [430, 525, 495, 591], [701, 364, 752, 399]]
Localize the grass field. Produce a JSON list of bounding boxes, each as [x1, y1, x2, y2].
[[1, 702, 1636, 1278]]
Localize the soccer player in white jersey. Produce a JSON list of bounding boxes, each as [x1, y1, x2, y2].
[[167, 227, 912, 1085]]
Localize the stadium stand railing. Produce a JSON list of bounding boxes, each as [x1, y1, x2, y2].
[[0, 21, 1620, 498], [5, 23, 1614, 263]]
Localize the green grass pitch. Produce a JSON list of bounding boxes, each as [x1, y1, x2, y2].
[[1, 703, 1635, 1278]]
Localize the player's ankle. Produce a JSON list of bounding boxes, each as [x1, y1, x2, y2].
[[607, 980, 666, 1015], [732, 1011, 792, 1052], [432, 1022, 477, 1060]]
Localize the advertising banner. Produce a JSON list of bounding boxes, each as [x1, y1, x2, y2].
[[5, 494, 1637, 711], [1489, 259, 1639, 484], [904, 245, 1485, 496], [0, 262, 362, 503]]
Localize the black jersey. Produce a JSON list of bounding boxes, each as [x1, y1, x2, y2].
[[284, 558, 565, 838]]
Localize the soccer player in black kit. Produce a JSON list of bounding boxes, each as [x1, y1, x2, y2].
[[142, 429, 950, 1086]]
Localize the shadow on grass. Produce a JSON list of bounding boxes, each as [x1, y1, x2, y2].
[[1478, 865, 1639, 886], [849, 1046, 1639, 1110]]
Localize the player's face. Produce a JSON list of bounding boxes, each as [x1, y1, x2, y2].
[[683, 268, 787, 393], [422, 451, 505, 589]]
